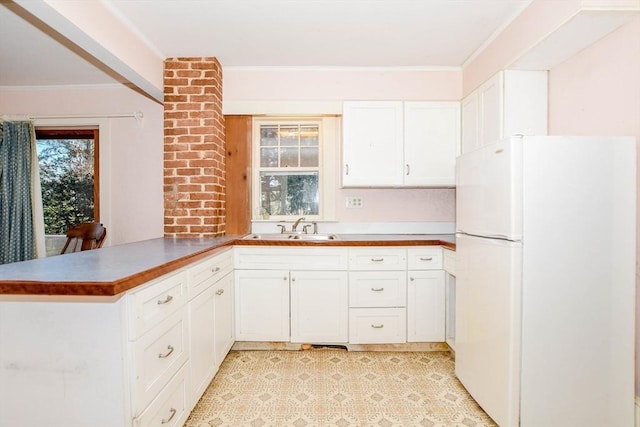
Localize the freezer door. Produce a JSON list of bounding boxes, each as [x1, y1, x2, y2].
[[455, 137, 523, 240], [455, 233, 522, 427]]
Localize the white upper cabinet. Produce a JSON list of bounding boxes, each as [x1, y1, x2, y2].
[[342, 101, 404, 187], [342, 101, 460, 187], [404, 102, 460, 187], [461, 70, 548, 154]]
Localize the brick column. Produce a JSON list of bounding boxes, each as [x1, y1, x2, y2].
[[163, 57, 225, 238]]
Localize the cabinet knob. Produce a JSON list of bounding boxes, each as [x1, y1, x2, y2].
[[216, 289, 224, 295], [212, 266, 221, 273], [291, 277, 296, 282], [410, 277, 414, 281], [284, 277, 288, 281]]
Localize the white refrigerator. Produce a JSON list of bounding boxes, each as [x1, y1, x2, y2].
[[455, 136, 636, 427]]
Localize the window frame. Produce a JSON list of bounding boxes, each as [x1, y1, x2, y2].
[[252, 117, 331, 222], [35, 128, 100, 223]]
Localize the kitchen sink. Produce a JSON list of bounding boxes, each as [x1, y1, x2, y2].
[[243, 233, 339, 241]]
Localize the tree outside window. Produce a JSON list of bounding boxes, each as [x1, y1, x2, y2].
[[36, 129, 98, 255]]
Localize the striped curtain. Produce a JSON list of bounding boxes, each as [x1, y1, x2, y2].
[[0, 121, 43, 264]]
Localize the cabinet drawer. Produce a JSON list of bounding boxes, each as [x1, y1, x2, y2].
[[134, 361, 191, 427], [349, 271, 407, 308], [128, 271, 188, 340], [235, 247, 348, 270], [407, 247, 443, 270], [443, 248, 456, 276], [348, 248, 407, 270], [348, 308, 407, 344], [133, 310, 189, 412], [188, 249, 233, 299]]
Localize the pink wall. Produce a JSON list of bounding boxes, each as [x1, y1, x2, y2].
[[0, 85, 165, 246], [225, 67, 461, 226], [463, 0, 581, 95], [547, 16, 640, 395]]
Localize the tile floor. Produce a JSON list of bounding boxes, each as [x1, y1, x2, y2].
[[184, 350, 496, 427]]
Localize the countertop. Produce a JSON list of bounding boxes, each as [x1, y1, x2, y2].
[[0, 234, 455, 297]]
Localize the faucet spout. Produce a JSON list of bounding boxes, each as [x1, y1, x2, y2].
[[291, 217, 305, 232]]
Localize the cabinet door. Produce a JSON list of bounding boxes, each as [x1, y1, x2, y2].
[[342, 101, 404, 187], [290, 270, 348, 343], [461, 92, 480, 154], [407, 270, 445, 342], [479, 72, 504, 147], [213, 272, 234, 367], [189, 285, 216, 402], [404, 102, 460, 187], [235, 269, 289, 341]]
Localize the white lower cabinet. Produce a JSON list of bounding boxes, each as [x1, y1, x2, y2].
[[234, 269, 290, 341], [407, 247, 446, 342], [187, 249, 235, 406], [290, 270, 348, 343], [349, 307, 407, 344], [135, 362, 191, 427], [234, 247, 349, 343], [407, 270, 445, 342], [348, 247, 408, 344]]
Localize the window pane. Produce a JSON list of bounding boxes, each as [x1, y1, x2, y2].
[[260, 125, 278, 146], [300, 125, 319, 146], [300, 147, 318, 167], [260, 172, 319, 216], [279, 125, 299, 146], [280, 147, 299, 167], [260, 147, 278, 167]]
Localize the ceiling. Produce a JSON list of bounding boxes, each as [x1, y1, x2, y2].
[[0, 0, 532, 87]]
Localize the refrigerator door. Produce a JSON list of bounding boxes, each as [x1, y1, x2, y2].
[[456, 137, 523, 240], [455, 233, 522, 427]]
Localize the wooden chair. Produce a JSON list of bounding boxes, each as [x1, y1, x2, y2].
[[60, 222, 107, 254]]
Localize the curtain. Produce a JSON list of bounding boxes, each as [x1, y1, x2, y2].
[[0, 121, 45, 264]]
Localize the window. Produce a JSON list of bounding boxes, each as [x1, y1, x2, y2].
[[36, 128, 99, 255], [253, 119, 325, 220]]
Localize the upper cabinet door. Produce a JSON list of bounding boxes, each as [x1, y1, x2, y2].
[[461, 70, 548, 155], [461, 92, 480, 154], [342, 101, 404, 187], [404, 102, 460, 187]]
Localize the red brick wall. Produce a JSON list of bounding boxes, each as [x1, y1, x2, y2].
[[163, 57, 225, 237]]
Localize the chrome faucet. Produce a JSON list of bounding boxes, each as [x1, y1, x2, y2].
[[291, 217, 305, 232]]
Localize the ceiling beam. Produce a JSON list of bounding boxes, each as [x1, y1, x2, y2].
[[13, 0, 164, 103]]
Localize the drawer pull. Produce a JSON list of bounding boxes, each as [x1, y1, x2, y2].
[[212, 266, 221, 273], [161, 408, 177, 424], [371, 258, 384, 262], [157, 295, 173, 305], [216, 288, 224, 295], [420, 257, 433, 261], [158, 345, 174, 359], [371, 324, 384, 329], [371, 287, 384, 292]]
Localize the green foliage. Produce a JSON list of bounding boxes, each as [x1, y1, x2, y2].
[[37, 139, 94, 235]]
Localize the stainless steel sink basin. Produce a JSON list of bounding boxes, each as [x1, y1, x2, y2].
[[243, 233, 339, 241]]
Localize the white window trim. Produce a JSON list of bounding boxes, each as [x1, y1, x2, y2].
[[251, 116, 336, 222]]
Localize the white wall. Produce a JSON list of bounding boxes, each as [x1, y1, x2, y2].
[[0, 85, 165, 246]]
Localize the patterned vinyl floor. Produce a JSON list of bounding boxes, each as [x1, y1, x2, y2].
[[184, 350, 497, 427]]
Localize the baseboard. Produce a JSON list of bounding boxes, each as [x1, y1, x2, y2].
[[635, 396, 640, 427]]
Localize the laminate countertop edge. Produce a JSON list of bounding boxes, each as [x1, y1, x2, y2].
[[0, 234, 455, 297]]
